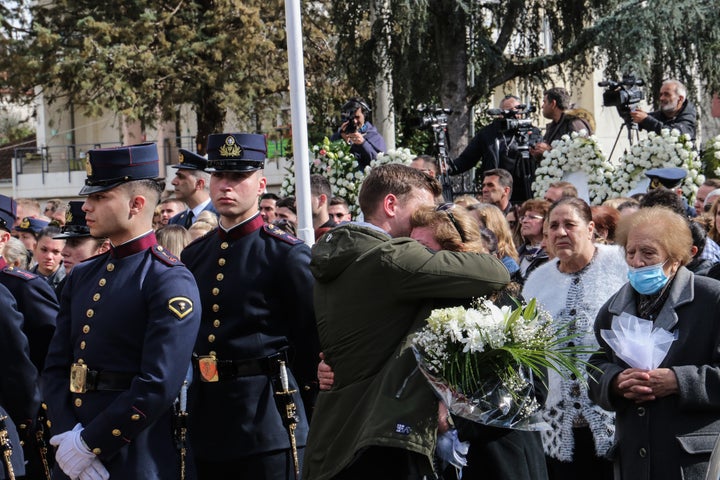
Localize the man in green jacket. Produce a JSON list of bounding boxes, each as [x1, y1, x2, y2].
[[303, 164, 511, 479]]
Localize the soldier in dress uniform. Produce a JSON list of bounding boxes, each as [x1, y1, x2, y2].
[[0, 196, 57, 479], [168, 149, 217, 229], [42, 143, 202, 480], [0, 195, 59, 373], [180, 133, 320, 479], [0, 281, 42, 480]]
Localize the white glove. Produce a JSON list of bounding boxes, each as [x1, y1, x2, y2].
[[79, 458, 110, 480], [50, 423, 96, 479]]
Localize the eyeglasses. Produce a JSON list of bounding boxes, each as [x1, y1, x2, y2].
[[520, 214, 544, 221], [436, 203, 467, 243]]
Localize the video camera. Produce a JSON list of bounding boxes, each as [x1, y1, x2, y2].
[[598, 74, 644, 124], [488, 104, 537, 133], [488, 104, 542, 150], [415, 105, 452, 130]]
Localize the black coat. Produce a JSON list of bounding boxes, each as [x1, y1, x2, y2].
[[638, 99, 697, 142], [43, 233, 202, 479], [0, 258, 59, 372], [181, 214, 319, 462], [449, 120, 540, 203]]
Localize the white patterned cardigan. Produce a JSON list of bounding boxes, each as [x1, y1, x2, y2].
[[522, 244, 628, 462]]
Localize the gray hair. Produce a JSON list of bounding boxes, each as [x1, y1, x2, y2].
[[663, 79, 687, 99]]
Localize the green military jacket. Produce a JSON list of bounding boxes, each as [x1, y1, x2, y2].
[[303, 223, 511, 479]]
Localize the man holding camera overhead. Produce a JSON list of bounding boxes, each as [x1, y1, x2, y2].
[[630, 79, 697, 142], [448, 94, 541, 203], [331, 97, 387, 170]]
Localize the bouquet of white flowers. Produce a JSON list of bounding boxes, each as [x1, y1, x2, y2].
[[701, 134, 720, 178], [532, 130, 615, 204], [412, 298, 593, 430], [616, 128, 703, 199], [280, 138, 414, 218]]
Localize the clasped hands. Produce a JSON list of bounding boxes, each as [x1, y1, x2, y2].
[[612, 367, 678, 403], [50, 423, 109, 480]]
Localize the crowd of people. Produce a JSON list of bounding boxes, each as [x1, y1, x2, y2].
[[0, 81, 717, 480]]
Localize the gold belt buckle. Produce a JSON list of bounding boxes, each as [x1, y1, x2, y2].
[[70, 363, 88, 393], [197, 353, 219, 382]]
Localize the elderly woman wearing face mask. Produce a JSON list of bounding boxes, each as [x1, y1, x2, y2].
[[588, 207, 720, 480]]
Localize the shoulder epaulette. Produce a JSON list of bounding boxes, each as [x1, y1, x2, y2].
[[263, 223, 304, 245], [151, 245, 183, 266], [1, 267, 39, 281]]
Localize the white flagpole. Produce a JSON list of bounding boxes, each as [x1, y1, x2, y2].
[[284, 0, 314, 246]]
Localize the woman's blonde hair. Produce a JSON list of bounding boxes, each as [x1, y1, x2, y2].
[[615, 207, 693, 266], [468, 203, 518, 262], [410, 204, 486, 253]]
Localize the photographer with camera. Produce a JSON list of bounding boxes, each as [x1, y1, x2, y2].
[[331, 97, 386, 170], [447, 95, 542, 203], [629, 79, 696, 142], [530, 87, 592, 160]]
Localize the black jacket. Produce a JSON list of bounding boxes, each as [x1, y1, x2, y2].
[[449, 120, 540, 203], [639, 99, 697, 142]]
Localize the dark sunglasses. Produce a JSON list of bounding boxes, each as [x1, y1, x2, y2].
[[436, 203, 467, 243]]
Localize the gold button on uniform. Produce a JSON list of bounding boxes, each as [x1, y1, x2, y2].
[[216, 273, 224, 281], [218, 258, 226, 266], [80, 341, 86, 350], [208, 334, 216, 343], [92, 448, 102, 455], [106, 263, 115, 272], [212, 288, 220, 296], [83, 325, 90, 334], [77, 359, 84, 364], [86, 309, 94, 318], [212, 304, 220, 312], [221, 242, 229, 250], [112, 429, 121, 437], [213, 320, 220, 328], [99, 278, 106, 286], [93, 293, 101, 301], [74, 398, 82, 407], [131, 414, 140, 421]]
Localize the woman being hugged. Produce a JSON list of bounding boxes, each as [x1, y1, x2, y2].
[[522, 197, 628, 480], [589, 207, 720, 479]]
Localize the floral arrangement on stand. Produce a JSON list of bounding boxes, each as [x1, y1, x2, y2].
[[532, 130, 615, 205], [701, 134, 720, 179], [615, 128, 704, 199], [279, 137, 414, 218], [412, 297, 592, 430]]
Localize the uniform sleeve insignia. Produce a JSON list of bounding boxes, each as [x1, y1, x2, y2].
[[168, 297, 193, 319], [262, 223, 304, 245]]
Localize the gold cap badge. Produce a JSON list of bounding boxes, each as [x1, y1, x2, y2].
[[219, 135, 243, 158]]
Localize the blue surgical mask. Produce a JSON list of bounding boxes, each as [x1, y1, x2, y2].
[[627, 261, 669, 295]]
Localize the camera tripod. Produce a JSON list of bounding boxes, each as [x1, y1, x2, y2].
[[608, 109, 641, 163]]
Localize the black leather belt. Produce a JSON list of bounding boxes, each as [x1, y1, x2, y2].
[[86, 370, 135, 391], [70, 363, 135, 393], [193, 352, 286, 381]]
